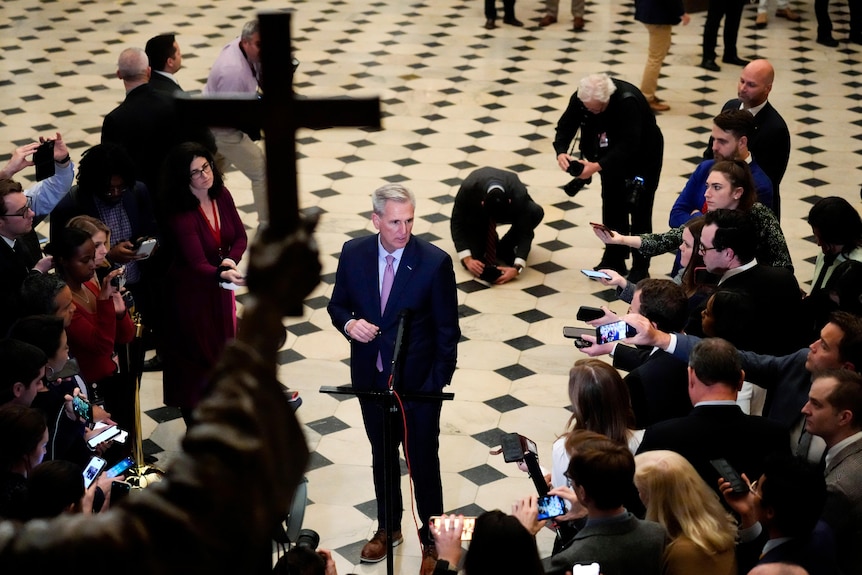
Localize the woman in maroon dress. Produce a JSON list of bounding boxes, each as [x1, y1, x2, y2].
[[160, 142, 247, 424]]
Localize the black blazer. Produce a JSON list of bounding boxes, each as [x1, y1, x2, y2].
[[614, 346, 692, 428], [148, 72, 183, 96], [637, 404, 790, 494], [0, 238, 41, 335]]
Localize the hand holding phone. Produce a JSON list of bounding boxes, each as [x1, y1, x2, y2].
[[710, 459, 749, 494], [86, 425, 122, 449], [82, 455, 107, 489], [537, 494, 567, 520], [105, 456, 135, 478], [580, 269, 612, 281], [72, 395, 93, 424], [33, 140, 55, 181], [134, 238, 157, 259], [595, 320, 637, 344], [430, 515, 477, 541]]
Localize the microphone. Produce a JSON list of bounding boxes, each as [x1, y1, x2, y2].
[[391, 308, 412, 370]]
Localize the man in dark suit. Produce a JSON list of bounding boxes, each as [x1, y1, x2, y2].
[[637, 337, 790, 495], [0, 182, 55, 334], [700, 208, 802, 355], [327, 184, 460, 571], [802, 369, 862, 574], [450, 167, 544, 285], [145, 33, 184, 96], [554, 73, 663, 281], [540, 437, 668, 575], [102, 47, 184, 208], [704, 60, 790, 218]]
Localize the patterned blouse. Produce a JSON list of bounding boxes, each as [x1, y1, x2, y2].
[[638, 203, 793, 270]]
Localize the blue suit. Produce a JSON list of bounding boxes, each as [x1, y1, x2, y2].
[[328, 233, 459, 539]]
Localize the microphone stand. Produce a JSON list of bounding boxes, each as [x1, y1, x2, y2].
[[320, 309, 453, 575]]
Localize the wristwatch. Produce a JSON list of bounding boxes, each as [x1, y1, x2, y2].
[[514, 264, 524, 275]]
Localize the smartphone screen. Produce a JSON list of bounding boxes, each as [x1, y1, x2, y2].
[[430, 516, 477, 541], [105, 456, 135, 478], [595, 320, 636, 345], [110, 480, 132, 504], [82, 455, 107, 489], [537, 494, 566, 520], [72, 395, 93, 423], [86, 425, 121, 449]]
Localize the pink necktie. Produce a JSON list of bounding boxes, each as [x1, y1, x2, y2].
[[377, 254, 395, 371]]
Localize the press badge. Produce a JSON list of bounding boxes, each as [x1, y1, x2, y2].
[[599, 132, 609, 148]]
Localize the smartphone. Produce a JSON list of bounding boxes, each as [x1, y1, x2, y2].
[[576, 305, 605, 321], [82, 455, 107, 489], [430, 515, 477, 541], [595, 320, 637, 344], [572, 563, 601, 575], [563, 326, 593, 339], [110, 480, 132, 504], [537, 494, 566, 520], [710, 458, 749, 494], [72, 395, 93, 424], [33, 140, 55, 181], [134, 238, 157, 259], [112, 429, 129, 444], [110, 266, 126, 289], [580, 269, 612, 281], [105, 456, 135, 478], [86, 425, 121, 449], [479, 265, 503, 283], [589, 222, 611, 234]]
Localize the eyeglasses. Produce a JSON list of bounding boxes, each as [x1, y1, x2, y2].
[[4, 196, 32, 217], [190, 162, 213, 180], [698, 244, 721, 255], [105, 184, 129, 196]]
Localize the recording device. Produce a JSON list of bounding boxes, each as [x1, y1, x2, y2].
[[294, 528, 320, 550], [589, 222, 611, 234], [499, 432, 538, 463], [86, 425, 122, 448], [110, 480, 131, 504], [391, 309, 412, 377], [479, 265, 503, 283], [580, 270, 611, 282], [134, 237, 157, 259], [626, 176, 645, 209], [563, 176, 592, 197], [105, 456, 135, 478], [430, 515, 477, 541], [537, 494, 566, 520], [72, 395, 93, 424], [82, 455, 107, 489], [595, 320, 636, 344], [572, 563, 601, 575], [566, 160, 585, 177], [577, 305, 605, 321], [710, 458, 749, 494], [111, 266, 126, 289], [33, 140, 55, 181], [563, 326, 594, 349]]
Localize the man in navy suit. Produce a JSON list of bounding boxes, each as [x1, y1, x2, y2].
[[328, 183, 460, 570]]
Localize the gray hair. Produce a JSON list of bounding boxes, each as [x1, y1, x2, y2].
[[577, 73, 617, 104], [372, 183, 415, 215], [117, 47, 149, 80], [241, 20, 260, 42]]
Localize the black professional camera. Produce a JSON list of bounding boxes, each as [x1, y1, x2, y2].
[[294, 529, 320, 550], [566, 160, 585, 177], [563, 176, 592, 197], [626, 176, 645, 209]]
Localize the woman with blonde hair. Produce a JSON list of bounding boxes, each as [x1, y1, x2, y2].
[[634, 450, 737, 575]]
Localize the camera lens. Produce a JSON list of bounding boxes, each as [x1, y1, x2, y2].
[[566, 161, 585, 177], [295, 528, 320, 550]]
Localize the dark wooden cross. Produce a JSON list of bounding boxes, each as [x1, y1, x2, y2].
[[176, 10, 381, 240]]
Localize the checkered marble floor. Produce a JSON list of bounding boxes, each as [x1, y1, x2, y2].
[[2, 0, 861, 571]]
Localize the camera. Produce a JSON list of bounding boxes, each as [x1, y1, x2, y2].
[[566, 160, 585, 177], [626, 176, 645, 209], [563, 176, 592, 198], [294, 528, 319, 551]]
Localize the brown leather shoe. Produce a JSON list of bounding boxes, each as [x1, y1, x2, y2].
[[484, 19, 496, 30], [775, 7, 801, 20], [647, 97, 670, 112], [572, 16, 585, 31], [360, 529, 403, 563], [420, 543, 439, 575], [539, 14, 557, 26], [755, 12, 768, 28]]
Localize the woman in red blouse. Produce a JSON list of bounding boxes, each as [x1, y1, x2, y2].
[[45, 227, 134, 433]]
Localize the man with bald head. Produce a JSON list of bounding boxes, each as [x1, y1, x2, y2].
[[704, 59, 790, 218]]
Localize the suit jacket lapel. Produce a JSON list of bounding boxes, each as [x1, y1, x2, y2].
[[826, 437, 862, 475]]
